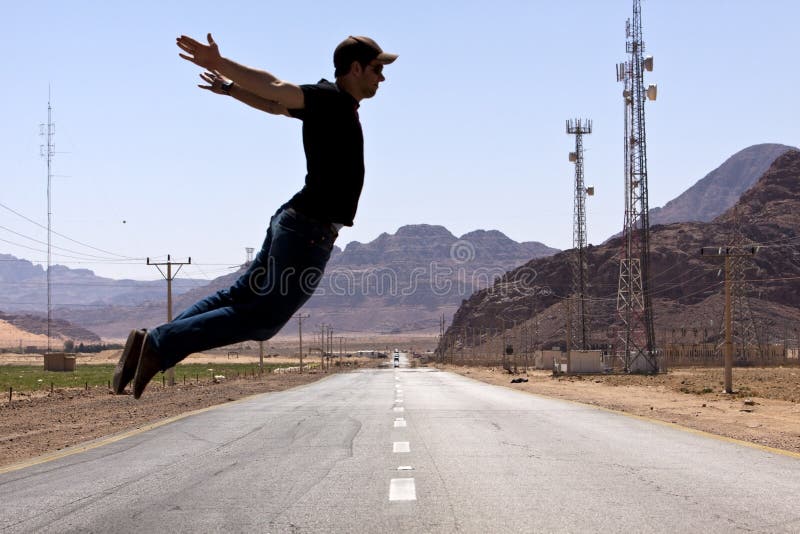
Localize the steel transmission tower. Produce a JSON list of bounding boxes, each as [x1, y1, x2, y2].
[[567, 119, 593, 350], [721, 209, 762, 360], [615, 0, 658, 372]]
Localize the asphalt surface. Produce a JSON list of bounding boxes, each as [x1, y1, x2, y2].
[[1, 354, 799, 533]]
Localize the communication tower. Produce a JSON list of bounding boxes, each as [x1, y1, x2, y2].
[[39, 94, 55, 353], [615, 0, 658, 372], [567, 118, 593, 350]]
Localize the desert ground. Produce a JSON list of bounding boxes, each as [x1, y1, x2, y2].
[[1, 338, 798, 469]]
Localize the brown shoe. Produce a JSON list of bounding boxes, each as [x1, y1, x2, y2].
[[132, 334, 163, 399], [112, 329, 146, 394]]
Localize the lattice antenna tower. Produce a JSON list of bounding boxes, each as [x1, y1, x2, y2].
[[567, 118, 594, 350], [615, 0, 658, 372], [39, 91, 55, 353]]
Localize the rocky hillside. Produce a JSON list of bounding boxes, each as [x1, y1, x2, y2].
[[649, 143, 794, 225], [444, 149, 800, 350]]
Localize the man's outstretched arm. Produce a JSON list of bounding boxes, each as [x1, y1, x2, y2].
[[198, 71, 293, 117], [177, 33, 304, 109]]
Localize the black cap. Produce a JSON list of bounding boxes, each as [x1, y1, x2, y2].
[[334, 36, 398, 76]]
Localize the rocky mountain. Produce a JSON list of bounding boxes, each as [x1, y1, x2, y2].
[[54, 225, 559, 338], [648, 143, 794, 225], [330, 226, 555, 266], [0, 255, 208, 312], [444, 149, 800, 350]]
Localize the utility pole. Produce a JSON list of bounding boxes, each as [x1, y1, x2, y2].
[[147, 254, 191, 385], [296, 313, 309, 372], [328, 328, 333, 369], [320, 323, 327, 370], [700, 246, 758, 393], [566, 298, 572, 374], [438, 314, 446, 363]]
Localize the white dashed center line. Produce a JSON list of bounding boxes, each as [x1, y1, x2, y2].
[[389, 373, 414, 503], [393, 441, 410, 453], [389, 478, 416, 501]]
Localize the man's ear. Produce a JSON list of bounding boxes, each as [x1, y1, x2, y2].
[[350, 60, 363, 76]]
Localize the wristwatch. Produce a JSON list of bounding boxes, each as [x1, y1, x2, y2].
[[221, 81, 234, 95]]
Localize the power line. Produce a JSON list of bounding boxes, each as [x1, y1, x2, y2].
[[0, 200, 141, 260], [0, 236, 142, 263], [0, 223, 136, 261]]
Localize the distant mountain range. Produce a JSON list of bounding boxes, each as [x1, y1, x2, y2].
[[52, 226, 559, 338], [0, 255, 208, 313]]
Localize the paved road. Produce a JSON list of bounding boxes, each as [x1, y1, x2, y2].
[[1, 358, 799, 533]]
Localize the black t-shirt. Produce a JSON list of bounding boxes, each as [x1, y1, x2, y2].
[[288, 80, 364, 226]]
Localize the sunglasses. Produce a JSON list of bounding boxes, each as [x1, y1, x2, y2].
[[368, 64, 384, 76]]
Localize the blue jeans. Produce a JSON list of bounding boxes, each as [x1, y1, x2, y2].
[[147, 204, 337, 370]]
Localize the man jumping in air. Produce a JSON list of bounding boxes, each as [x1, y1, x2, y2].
[[112, 33, 397, 398]]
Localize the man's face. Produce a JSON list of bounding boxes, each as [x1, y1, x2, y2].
[[359, 59, 386, 98]]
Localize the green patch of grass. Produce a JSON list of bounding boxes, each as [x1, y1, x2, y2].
[[0, 365, 116, 392], [0, 362, 300, 393]]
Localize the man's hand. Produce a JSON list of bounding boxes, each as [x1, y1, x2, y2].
[[177, 33, 221, 70], [198, 71, 230, 95], [198, 71, 292, 117], [177, 32, 304, 110]]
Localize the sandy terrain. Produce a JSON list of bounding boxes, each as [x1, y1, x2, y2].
[[0, 320, 51, 348]]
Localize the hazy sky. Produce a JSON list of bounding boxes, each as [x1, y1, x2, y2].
[[2, 0, 798, 282]]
